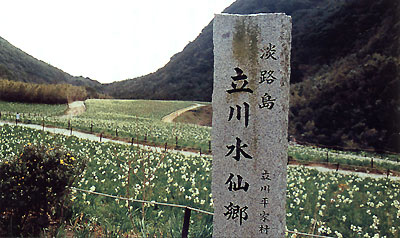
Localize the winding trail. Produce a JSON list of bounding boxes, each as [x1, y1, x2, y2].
[[162, 104, 204, 122], [298, 165, 400, 180], [61, 101, 86, 119], [0, 120, 200, 157]]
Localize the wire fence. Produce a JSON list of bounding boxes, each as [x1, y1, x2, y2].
[[288, 157, 400, 178], [2, 111, 400, 158], [286, 230, 334, 238], [2, 113, 397, 237], [292, 138, 400, 157], [70, 187, 213, 216], [0, 112, 212, 154], [70, 187, 335, 238]]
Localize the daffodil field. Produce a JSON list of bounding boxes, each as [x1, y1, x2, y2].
[[0, 100, 67, 117], [1, 99, 212, 152], [1, 124, 399, 237], [1, 99, 398, 170]]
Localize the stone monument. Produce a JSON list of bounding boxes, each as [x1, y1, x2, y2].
[[212, 13, 291, 237]]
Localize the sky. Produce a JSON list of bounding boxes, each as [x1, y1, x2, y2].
[[0, 0, 236, 84]]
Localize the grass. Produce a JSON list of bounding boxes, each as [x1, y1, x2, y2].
[[82, 99, 201, 120], [0, 100, 67, 116], [173, 104, 212, 126]]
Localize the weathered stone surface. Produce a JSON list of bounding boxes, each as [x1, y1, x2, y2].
[[212, 13, 291, 237]]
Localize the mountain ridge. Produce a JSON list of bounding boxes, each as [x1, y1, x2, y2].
[[0, 36, 102, 91]]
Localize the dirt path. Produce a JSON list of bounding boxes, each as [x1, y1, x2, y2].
[[162, 104, 204, 123], [61, 101, 86, 118], [296, 165, 400, 180], [0, 121, 201, 157]]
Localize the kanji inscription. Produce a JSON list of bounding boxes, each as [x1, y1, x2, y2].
[[212, 13, 291, 237]]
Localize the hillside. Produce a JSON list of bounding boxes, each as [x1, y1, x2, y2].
[[289, 0, 400, 152], [0, 36, 103, 92], [105, 0, 399, 152], [103, 0, 350, 100]]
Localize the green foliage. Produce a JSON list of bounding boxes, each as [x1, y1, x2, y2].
[[0, 100, 67, 116], [0, 144, 85, 237], [289, 53, 400, 152], [287, 166, 400, 237], [83, 99, 198, 120]]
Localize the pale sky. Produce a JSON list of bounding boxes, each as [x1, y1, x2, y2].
[[0, 0, 236, 84]]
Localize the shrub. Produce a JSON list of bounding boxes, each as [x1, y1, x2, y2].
[[0, 144, 85, 236]]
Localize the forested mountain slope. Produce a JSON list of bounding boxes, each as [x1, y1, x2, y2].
[[0, 36, 102, 91]]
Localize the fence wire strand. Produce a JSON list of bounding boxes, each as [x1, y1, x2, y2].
[[286, 230, 335, 238], [70, 187, 214, 215], [71, 187, 336, 238]]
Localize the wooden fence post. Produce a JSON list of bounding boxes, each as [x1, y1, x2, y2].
[[181, 207, 191, 238], [326, 151, 329, 163]]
